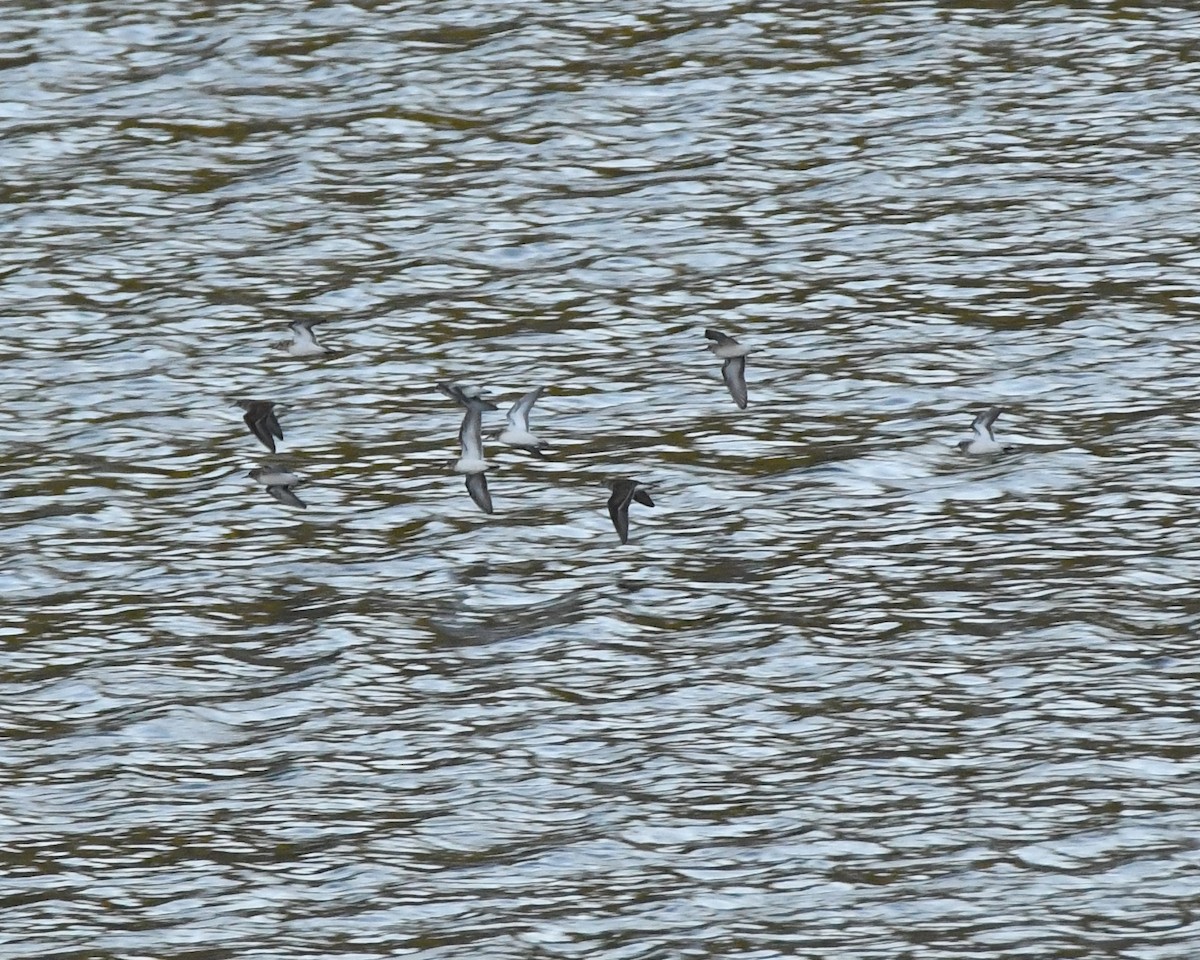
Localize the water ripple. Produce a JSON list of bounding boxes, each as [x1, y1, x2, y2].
[[4, 2, 1200, 957]]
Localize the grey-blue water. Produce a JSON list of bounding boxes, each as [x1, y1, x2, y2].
[[4, 3, 1200, 957]]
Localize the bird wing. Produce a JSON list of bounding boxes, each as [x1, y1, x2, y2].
[[244, 409, 276, 452], [607, 483, 634, 544], [507, 386, 545, 431], [973, 406, 1003, 439], [263, 408, 284, 440], [290, 320, 320, 346], [633, 487, 654, 508], [459, 406, 485, 461], [437, 382, 467, 405], [722, 355, 748, 409], [439, 383, 499, 411], [266, 485, 306, 508], [465, 472, 493, 514]]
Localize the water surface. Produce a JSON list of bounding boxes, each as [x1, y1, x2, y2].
[[3, 3, 1200, 958]]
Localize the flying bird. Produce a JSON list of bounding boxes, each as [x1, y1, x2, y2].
[[287, 319, 331, 357], [247, 466, 306, 509], [498, 386, 548, 457], [958, 406, 1012, 456], [237, 400, 284, 453], [439, 385, 496, 514], [704, 328, 751, 409], [455, 405, 493, 513], [606, 478, 654, 545]]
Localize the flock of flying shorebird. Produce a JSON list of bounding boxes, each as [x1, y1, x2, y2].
[[234, 320, 1013, 545]]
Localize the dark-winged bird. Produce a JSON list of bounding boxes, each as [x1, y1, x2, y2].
[[247, 465, 306, 508], [439, 384, 495, 514], [237, 400, 284, 453], [607, 478, 654, 545], [704, 328, 751, 409]]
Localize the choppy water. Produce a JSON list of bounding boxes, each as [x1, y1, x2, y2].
[[4, 3, 1200, 957]]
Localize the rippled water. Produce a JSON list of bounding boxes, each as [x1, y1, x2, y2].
[[5, 2, 1200, 957]]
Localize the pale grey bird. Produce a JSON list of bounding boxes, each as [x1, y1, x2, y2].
[[958, 406, 1012, 456], [704, 328, 751, 409], [247, 466, 305, 509], [454, 404, 490, 478], [236, 400, 284, 453], [287, 319, 330, 357], [498, 386, 547, 457], [456, 405, 493, 513], [606, 478, 654, 545], [438, 384, 495, 514]]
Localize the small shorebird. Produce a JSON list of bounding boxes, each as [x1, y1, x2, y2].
[[606, 478, 654, 545], [498, 386, 548, 457], [704, 328, 751, 409], [287, 319, 330, 357], [958, 406, 1012, 456], [455, 404, 493, 514], [438, 384, 496, 514], [237, 400, 284, 453], [247, 466, 305, 509]]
